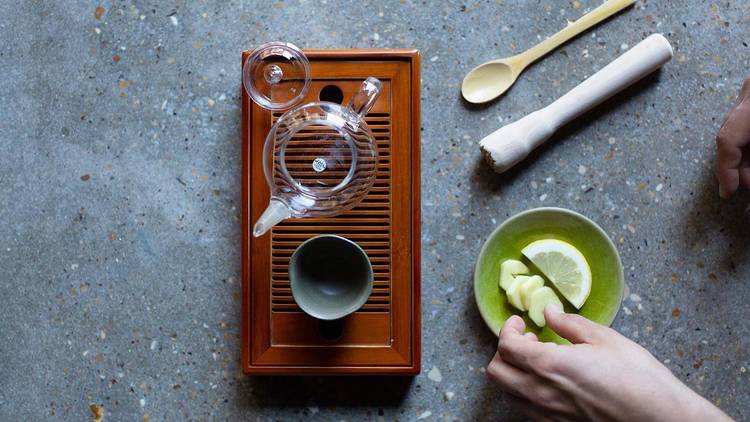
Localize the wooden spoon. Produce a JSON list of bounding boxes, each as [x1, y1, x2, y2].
[[461, 0, 635, 104]]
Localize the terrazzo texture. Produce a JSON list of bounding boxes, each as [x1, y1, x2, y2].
[[1, 0, 749, 420]]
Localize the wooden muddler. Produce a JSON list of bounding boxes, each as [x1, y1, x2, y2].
[[480, 33, 673, 173]]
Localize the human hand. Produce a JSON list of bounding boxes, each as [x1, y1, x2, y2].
[[716, 75, 750, 199], [487, 305, 733, 421]]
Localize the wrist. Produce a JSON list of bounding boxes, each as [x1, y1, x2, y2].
[[664, 378, 733, 422], [680, 390, 732, 421]]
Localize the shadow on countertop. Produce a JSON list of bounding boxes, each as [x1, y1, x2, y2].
[[235, 374, 413, 412], [680, 168, 750, 274]]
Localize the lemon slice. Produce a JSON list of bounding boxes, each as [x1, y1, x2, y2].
[[521, 239, 591, 309]]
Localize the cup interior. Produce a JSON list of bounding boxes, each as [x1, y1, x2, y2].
[[289, 235, 373, 320]]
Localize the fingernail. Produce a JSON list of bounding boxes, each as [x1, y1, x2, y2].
[[546, 303, 563, 315]]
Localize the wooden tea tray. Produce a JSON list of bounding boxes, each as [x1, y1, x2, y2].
[[241, 49, 421, 375]]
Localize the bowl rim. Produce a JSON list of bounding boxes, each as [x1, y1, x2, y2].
[[290, 234, 374, 320], [473, 206, 625, 337]]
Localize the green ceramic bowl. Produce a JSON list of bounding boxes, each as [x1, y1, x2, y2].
[[474, 207, 624, 344]]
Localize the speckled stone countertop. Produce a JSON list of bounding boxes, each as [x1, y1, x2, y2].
[[1, 1, 749, 420]]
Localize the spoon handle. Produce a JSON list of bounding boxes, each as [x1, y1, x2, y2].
[[517, 0, 635, 66]]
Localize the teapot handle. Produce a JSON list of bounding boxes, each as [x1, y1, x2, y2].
[[347, 77, 382, 119]]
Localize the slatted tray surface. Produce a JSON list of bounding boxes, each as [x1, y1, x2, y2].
[[269, 108, 393, 314], [242, 50, 420, 374]]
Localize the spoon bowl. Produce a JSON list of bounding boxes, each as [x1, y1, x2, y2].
[[462, 59, 519, 103]]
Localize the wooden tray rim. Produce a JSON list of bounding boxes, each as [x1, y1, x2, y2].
[[241, 49, 421, 375]]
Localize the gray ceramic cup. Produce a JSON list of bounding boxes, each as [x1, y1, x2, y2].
[[289, 235, 373, 320]]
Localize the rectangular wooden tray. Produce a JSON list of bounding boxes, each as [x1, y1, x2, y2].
[[241, 49, 421, 375]]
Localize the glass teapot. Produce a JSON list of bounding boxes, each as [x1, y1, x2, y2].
[[252, 77, 382, 237]]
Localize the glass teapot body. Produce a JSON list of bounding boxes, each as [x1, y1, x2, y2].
[[253, 78, 381, 237]]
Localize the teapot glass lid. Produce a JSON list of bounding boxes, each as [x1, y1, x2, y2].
[[243, 41, 311, 110]]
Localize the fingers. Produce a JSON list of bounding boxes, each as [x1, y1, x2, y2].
[[487, 352, 540, 398], [740, 75, 750, 102], [498, 315, 548, 371], [740, 148, 750, 188], [716, 133, 743, 198], [501, 313, 526, 335], [716, 125, 743, 199], [487, 352, 570, 415], [717, 167, 740, 199], [741, 166, 750, 188], [716, 90, 750, 198], [524, 332, 538, 342], [544, 304, 609, 344]]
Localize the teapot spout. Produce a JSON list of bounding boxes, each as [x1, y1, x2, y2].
[[253, 198, 291, 237]]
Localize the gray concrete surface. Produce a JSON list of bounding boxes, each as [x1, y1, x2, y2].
[[1, 0, 749, 420]]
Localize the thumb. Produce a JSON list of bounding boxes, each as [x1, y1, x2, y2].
[[544, 304, 608, 344]]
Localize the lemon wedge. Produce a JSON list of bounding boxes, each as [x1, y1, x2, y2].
[[521, 239, 591, 309]]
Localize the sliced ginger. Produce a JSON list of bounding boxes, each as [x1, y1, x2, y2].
[[499, 259, 563, 327]]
